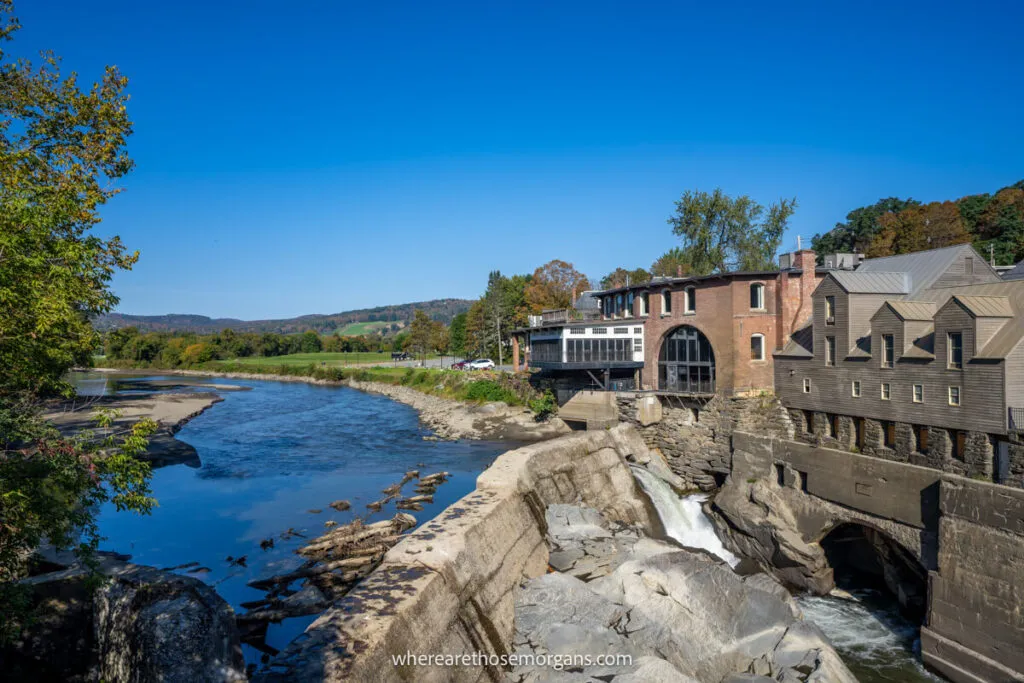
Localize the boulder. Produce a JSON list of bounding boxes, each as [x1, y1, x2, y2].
[[707, 479, 833, 594], [93, 562, 247, 682]]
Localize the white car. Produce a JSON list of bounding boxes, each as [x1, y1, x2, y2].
[[468, 358, 495, 370]]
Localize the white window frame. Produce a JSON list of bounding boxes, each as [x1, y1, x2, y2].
[[684, 286, 696, 314], [913, 384, 923, 403], [881, 382, 891, 400], [750, 282, 765, 311], [639, 292, 648, 317], [851, 380, 861, 397], [750, 334, 765, 361], [802, 378, 811, 393], [948, 386, 961, 406], [825, 335, 836, 367], [947, 332, 963, 369], [882, 334, 894, 368]]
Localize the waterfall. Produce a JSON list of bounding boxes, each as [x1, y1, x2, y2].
[[631, 465, 739, 567]]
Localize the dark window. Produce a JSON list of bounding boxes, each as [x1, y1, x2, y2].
[[662, 291, 672, 314], [883, 421, 896, 448], [832, 415, 840, 439], [948, 332, 963, 369], [803, 410, 814, 433], [751, 335, 765, 361], [750, 283, 765, 310], [531, 339, 561, 363], [684, 287, 695, 313], [854, 418, 864, 449], [825, 336, 836, 366], [798, 470, 808, 493], [775, 463, 786, 487], [950, 430, 966, 461], [916, 426, 929, 454]]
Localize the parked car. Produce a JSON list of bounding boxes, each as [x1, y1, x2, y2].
[[468, 358, 495, 370], [391, 352, 414, 361], [451, 359, 472, 370]]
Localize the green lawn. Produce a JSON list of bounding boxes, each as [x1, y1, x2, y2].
[[335, 320, 399, 336], [229, 351, 434, 366]]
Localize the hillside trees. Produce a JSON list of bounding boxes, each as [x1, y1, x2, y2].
[[866, 201, 971, 257], [811, 197, 921, 255], [524, 260, 590, 312], [667, 189, 797, 274]]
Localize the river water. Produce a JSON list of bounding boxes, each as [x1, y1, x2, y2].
[[75, 373, 513, 663], [630, 466, 944, 682]]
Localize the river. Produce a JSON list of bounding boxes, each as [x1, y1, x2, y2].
[[75, 373, 514, 664]]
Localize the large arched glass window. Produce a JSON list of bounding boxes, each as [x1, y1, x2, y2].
[[658, 325, 715, 394], [750, 283, 765, 310]]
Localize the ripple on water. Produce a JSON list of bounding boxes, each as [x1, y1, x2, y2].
[[797, 590, 946, 683]]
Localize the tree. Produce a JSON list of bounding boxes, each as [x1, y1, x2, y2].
[[0, 0, 155, 625], [408, 310, 435, 364], [600, 267, 650, 290], [811, 197, 921, 256], [524, 260, 590, 313], [448, 312, 468, 356], [866, 201, 972, 257], [299, 330, 322, 353], [666, 189, 796, 275], [650, 248, 691, 278]]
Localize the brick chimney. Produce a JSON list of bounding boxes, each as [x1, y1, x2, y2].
[[776, 250, 818, 350]]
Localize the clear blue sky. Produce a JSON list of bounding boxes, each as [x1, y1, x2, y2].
[[15, 0, 1024, 319]]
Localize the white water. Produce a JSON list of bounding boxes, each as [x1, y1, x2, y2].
[[630, 465, 739, 566]]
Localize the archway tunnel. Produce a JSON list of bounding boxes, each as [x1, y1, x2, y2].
[[820, 523, 928, 624]]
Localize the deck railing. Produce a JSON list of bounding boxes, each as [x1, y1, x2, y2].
[[1011, 407, 1024, 433]]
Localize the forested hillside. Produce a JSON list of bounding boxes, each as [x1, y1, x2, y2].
[[812, 180, 1024, 264], [94, 298, 474, 335]]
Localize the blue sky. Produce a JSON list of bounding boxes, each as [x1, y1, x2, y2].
[[15, 1, 1024, 319]]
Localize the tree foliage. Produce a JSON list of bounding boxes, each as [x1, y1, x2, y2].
[[599, 267, 650, 290], [0, 0, 157, 630], [811, 197, 921, 255], [667, 189, 796, 275], [524, 260, 590, 313], [650, 247, 691, 278], [866, 201, 972, 257]]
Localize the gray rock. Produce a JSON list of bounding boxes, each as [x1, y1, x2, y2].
[[94, 562, 246, 682]]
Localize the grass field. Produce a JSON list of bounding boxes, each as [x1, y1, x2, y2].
[[335, 320, 399, 336], [228, 351, 433, 366]]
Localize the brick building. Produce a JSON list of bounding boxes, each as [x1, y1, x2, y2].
[[522, 250, 822, 398], [775, 244, 1024, 487]]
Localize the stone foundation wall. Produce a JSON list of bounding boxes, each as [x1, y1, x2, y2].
[[787, 409, 1023, 487], [616, 392, 794, 490]]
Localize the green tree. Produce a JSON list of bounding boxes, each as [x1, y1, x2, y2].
[[811, 197, 921, 256], [408, 310, 436, 364], [866, 201, 972, 257], [299, 330, 322, 353], [600, 267, 650, 290], [0, 0, 156, 628], [650, 247, 691, 278], [448, 312, 468, 356], [667, 189, 796, 275]]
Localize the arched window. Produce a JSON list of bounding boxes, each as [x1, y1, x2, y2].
[[750, 283, 765, 310], [684, 286, 696, 313], [658, 325, 715, 394], [662, 290, 672, 315], [751, 334, 765, 361]]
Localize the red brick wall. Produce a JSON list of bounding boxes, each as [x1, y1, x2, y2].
[[630, 258, 821, 395]]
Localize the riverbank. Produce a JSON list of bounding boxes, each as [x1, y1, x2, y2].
[[88, 367, 570, 442]]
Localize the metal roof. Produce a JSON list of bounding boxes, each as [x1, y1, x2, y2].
[[830, 271, 910, 294], [916, 280, 1024, 358], [776, 323, 813, 358], [595, 270, 788, 296], [952, 295, 1013, 318], [574, 291, 601, 312], [856, 244, 994, 296], [1001, 261, 1024, 281], [884, 301, 937, 321], [903, 329, 936, 359]]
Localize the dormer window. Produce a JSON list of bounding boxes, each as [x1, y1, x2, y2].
[[948, 332, 963, 369], [882, 334, 894, 368], [750, 283, 765, 310], [684, 287, 696, 314], [825, 296, 835, 324]]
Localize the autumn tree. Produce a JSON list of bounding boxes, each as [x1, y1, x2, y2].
[[650, 248, 691, 278], [866, 201, 972, 257], [667, 189, 796, 275], [600, 267, 650, 290], [0, 0, 156, 626], [524, 260, 590, 312], [812, 197, 921, 256]]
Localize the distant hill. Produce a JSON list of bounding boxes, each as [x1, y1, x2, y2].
[[94, 299, 474, 335]]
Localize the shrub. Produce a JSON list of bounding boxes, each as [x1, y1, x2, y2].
[[528, 390, 558, 419], [465, 380, 519, 404]]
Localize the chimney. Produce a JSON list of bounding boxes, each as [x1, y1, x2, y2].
[[792, 249, 816, 270], [677, 265, 683, 277]]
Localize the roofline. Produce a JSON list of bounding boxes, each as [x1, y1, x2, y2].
[[595, 269, 794, 296]]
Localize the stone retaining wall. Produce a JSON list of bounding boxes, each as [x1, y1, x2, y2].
[[254, 426, 658, 683]]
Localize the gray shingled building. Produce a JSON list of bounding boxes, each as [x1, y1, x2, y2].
[[775, 244, 1024, 488]]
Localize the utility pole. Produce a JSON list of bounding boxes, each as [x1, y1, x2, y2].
[[990, 243, 996, 267], [496, 313, 503, 366]]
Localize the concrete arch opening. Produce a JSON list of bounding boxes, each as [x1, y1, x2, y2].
[[820, 523, 928, 623], [658, 325, 716, 394]]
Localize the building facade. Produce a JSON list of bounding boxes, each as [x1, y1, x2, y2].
[[523, 249, 821, 399], [775, 244, 1024, 487]]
